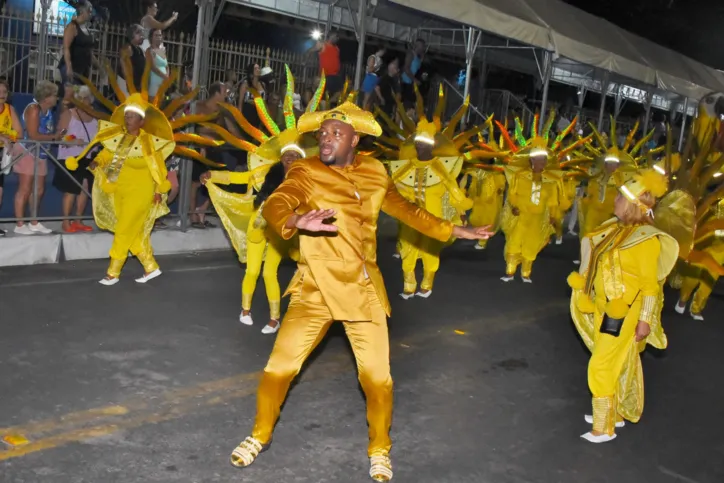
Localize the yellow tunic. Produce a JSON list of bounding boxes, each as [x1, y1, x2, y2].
[[462, 168, 506, 249], [390, 156, 471, 292], [251, 155, 453, 456], [501, 166, 559, 277], [570, 220, 678, 435]]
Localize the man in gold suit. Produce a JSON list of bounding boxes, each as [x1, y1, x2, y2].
[[228, 102, 493, 482]]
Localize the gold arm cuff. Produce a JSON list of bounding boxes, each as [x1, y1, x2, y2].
[[639, 295, 657, 323]]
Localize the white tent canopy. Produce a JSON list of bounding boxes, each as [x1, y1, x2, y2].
[[390, 0, 724, 100]]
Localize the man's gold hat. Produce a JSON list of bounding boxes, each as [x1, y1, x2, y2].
[[297, 101, 382, 137]]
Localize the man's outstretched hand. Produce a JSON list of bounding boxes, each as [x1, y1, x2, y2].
[[452, 224, 494, 240], [290, 209, 338, 233]]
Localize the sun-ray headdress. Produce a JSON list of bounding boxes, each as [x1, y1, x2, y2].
[[653, 125, 724, 277], [583, 116, 662, 174], [489, 108, 594, 181], [201, 65, 327, 192], [71, 59, 225, 168]]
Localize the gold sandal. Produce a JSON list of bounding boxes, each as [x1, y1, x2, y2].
[[229, 436, 268, 468], [369, 452, 393, 481]]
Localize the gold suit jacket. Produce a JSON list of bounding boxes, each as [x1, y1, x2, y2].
[[262, 155, 454, 321]]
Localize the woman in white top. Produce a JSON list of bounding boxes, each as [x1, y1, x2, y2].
[[52, 86, 99, 233], [140, 0, 178, 52], [146, 29, 169, 99]]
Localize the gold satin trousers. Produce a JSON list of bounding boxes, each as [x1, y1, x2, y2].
[[679, 270, 719, 315], [251, 280, 393, 456]]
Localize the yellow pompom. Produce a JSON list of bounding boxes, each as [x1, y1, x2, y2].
[[158, 180, 172, 194], [66, 157, 79, 171], [605, 298, 630, 320], [567, 272, 586, 290], [636, 169, 668, 198], [576, 294, 596, 313]]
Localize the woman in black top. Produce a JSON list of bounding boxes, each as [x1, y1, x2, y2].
[[117, 24, 146, 95], [60, 1, 97, 101], [238, 63, 267, 129]]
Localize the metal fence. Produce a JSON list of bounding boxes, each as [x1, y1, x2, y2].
[[0, 6, 355, 97]]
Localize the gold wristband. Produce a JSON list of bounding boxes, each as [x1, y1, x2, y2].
[[639, 295, 657, 323]]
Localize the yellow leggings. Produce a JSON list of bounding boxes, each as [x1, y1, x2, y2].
[[107, 167, 158, 278], [679, 271, 718, 315], [251, 280, 393, 456], [399, 223, 444, 293], [242, 237, 284, 320]]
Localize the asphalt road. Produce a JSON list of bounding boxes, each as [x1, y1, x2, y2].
[[1, 233, 722, 483]]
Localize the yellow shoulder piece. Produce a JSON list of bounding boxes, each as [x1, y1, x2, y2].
[[620, 225, 679, 281]]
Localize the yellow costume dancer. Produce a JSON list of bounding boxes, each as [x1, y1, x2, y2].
[[202, 66, 325, 333], [568, 164, 678, 443], [377, 85, 493, 297], [228, 101, 492, 481], [499, 112, 590, 282], [578, 119, 658, 237], [66, 60, 222, 284], [661, 125, 724, 320], [459, 117, 509, 250]]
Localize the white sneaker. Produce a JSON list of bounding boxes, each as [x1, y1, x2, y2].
[[674, 300, 686, 314], [135, 269, 162, 283], [240, 312, 254, 325], [13, 224, 34, 235], [501, 275, 515, 282], [474, 244, 486, 250], [392, 253, 401, 259], [555, 237, 563, 245], [584, 414, 625, 428], [28, 222, 52, 234], [99, 277, 119, 286], [580, 432, 617, 443], [261, 321, 280, 334], [415, 290, 432, 298], [399, 292, 415, 300], [522, 277, 533, 283], [568, 230, 578, 236], [690, 311, 704, 321], [573, 260, 581, 265]]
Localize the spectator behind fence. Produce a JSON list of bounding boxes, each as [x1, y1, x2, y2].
[[146, 29, 169, 99], [375, 58, 401, 119], [59, 0, 98, 104], [140, 1, 178, 52], [117, 25, 146, 97], [308, 32, 342, 104], [402, 39, 426, 115], [362, 47, 386, 110], [14, 81, 61, 235], [0, 80, 23, 237], [52, 86, 98, 233], [238, 63, 267, 129]]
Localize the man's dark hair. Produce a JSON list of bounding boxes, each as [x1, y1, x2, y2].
[[209, 81, 225, 97], [415, 38, 426, 45], [143, 0, 157, 10]]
